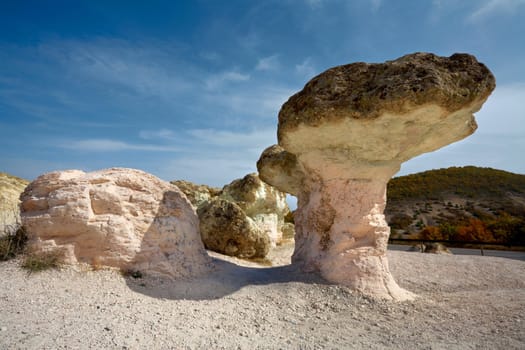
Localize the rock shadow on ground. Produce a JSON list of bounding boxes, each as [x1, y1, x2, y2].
[[124, 254, 328, 301]]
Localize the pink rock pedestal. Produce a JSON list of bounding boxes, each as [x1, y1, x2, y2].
[[293, 178, 413, 300], [258, 52, 496, 300]]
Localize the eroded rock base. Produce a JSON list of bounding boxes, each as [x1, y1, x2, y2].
[[292, 178, 415, 301]]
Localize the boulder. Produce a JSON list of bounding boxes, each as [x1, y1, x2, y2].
[[173, 174, 293, 253], [257, 145, 304, 196], [0, 173, 29, 236], [424, 242, 452, 254], [257, 52, 495, 300], [281, 223, 296, 241], [221, 173, 290, 245], [408, 244, 426, 253], [170, 180, 221, 209], [197, 198, 270, 258], [20, 168, 211, 277]]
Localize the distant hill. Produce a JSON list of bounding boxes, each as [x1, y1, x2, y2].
[[385, 166, 525, 245]]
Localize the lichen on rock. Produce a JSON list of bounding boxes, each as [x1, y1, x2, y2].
[[221, 173, 290, 246], [174, 173, 293, 255], [197, 198, 270, 258], [170, 180, 221, 209]]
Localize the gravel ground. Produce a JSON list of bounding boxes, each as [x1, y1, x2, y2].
[[1, 244, 524, 349]]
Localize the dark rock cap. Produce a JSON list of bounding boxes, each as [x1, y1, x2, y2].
[[278, 52, 496, 142]]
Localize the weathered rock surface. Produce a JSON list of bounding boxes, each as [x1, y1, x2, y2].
[[256, 145, 304, 196], [171, 180, 221, 209], [257, 52, 495, 300], [173, 174, 293, 254], [281, 223, 296, 241], [0, 173, 29, 235], [221, 173, 290, 246], [197, 198, 270, 258], [20, 168, 211, 277]]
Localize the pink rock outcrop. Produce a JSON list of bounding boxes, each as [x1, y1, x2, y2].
[[257, 53, 495, 300], [20, 168, 211, 277]]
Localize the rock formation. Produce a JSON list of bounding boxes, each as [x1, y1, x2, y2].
[[198, 198, 270, 258], [281, 223, 296, 241], [257, 53, 495, 300], [0, 173, 29, 236], [221, 173, 290, 246], [170, 180, 221, 209], [173, 173, 293, 256], [20, 168, 211, 277]]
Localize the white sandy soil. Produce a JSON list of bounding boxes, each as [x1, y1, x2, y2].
[[1, 243, 524, 349]]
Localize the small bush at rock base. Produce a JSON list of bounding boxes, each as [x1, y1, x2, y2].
[[0, 226, 28, 261], [121, 269, 143, 279], [21, 250, 64, 273]]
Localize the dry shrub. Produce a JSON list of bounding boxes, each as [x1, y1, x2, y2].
[[21, 249, 64, 273], [120, 268, 143, 279], [0, 225, 28, 261]]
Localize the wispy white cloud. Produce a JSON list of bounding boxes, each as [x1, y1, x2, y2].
[[2, 38, 295, 131], [187, 128, 276, 147], [153, 128, 277, 186], [370, 0, 382, 11], [0, 93, 120, 128], [305, 0, 324, 8], [236, 31, 262, 52], [205, 71, 250, 90], [165, 156, 258, 187], [60, 139, 180, 152], [200, 51, 221, 62], [399, 83, 525, 176], [305, 0, 380, 12], [139, 128, 176, 140], [256, 55, 280, 71], [468, 0, 525, 22], [38, 39, 196, 100], [295, 57, 317, 80], [472, 83, 525, 137], [203, 86, 294, 119]]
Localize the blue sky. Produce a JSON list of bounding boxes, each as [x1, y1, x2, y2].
[[1, 0, 524, 187]]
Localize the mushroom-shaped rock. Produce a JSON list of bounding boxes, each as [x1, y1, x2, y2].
[[197, 198, 270, 258], [20, 168, 211, 277], [257, 53, 495, 300]]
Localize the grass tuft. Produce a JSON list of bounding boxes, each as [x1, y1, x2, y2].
[[121, 268, 143, 279], [0, 226, 28, 261], [21, 250, 64, 273]]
